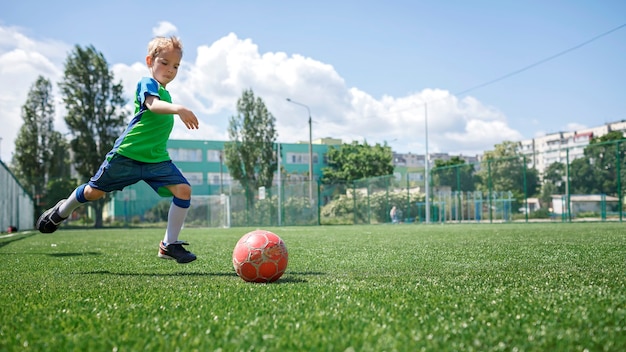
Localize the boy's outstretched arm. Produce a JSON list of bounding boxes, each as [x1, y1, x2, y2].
[[145, 95, 199, 130]]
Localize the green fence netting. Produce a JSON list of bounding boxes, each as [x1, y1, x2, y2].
[[58, 138, 626, 227]]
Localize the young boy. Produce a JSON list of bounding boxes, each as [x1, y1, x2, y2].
[[37, 36, 200, 264]]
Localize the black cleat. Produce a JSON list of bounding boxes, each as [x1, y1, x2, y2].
[[158, 241, 197, 264], [36, 200, 67, 234]]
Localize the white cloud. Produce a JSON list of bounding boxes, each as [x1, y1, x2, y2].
[[0, 25, 526, 163], [152, 21, 178, 37], [0, 25, 70, 162]]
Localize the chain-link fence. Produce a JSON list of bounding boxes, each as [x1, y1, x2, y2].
[[0, 161, 35, 232], [429, 139, 625, 223], [100, 179, 321, 228], [72, 138, 626, 227]]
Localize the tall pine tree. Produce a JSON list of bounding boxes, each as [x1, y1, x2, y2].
[[225, 89, 278, 208], [12, 76, 70, 214], [59, 45, 127, 228]]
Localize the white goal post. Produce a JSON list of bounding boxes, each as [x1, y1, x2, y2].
[[186, 194, 231, 228]]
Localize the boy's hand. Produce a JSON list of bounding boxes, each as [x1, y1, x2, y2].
[[178, 107, 199, 130], [145, 96, 199, 130]]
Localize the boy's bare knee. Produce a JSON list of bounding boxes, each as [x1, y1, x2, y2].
[[168, 184, 191, 199], [84, 185, 106, 201], [178, 184, 192, 199]]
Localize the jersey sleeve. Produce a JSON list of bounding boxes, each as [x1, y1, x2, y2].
[[136, 77, 161, 110]]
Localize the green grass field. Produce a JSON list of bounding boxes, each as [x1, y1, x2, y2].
[[1, 223, 624, 351]]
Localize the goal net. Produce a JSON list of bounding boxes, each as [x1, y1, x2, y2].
[[186, 194, 231, 228]]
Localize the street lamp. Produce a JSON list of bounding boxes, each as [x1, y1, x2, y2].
[[219, 150, 224, 195], [286, 98, 314, 202], [424, 103, 430, 224]]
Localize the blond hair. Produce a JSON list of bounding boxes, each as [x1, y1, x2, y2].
[[147, 36, 183, 60]]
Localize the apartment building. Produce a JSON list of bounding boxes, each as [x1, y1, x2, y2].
[[518, 120, 626, 174]]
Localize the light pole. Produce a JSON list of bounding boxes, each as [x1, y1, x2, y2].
[[219, 150, 224, 195], [286, 98, 314, 202], [424, 103, 430, 224], [277, 142, 282, 226]]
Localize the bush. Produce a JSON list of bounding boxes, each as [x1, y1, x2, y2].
[[529, 208, 551, 219], [320, 189, 424, 225]]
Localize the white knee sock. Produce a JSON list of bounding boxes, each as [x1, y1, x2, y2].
[[58, 188, 85, 218], [163, 202, 189, 244]]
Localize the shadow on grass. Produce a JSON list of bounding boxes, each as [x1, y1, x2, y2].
[[284, 271, 325, 276], [0, 232, 101, 258], [0, 232, 38, 249], [76, 270, 238, 277], [48, 252, 102, 257], [74, 270, 325, 284]]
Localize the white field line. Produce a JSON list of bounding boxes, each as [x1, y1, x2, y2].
[[0, 231, 33, 239]]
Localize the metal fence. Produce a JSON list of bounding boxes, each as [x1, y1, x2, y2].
[[0, 161, 35, 232], [428, 138, 625, 223], [75, 138, 626, 227]]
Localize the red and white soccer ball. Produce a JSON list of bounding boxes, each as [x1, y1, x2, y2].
[[232, 230, 288, 283]]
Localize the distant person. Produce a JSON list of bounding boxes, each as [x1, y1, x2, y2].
[[36, 36, 200, 264], [390, 206, 398, 223]]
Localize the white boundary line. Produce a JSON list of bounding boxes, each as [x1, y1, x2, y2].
[[0, 231, 33, 239]]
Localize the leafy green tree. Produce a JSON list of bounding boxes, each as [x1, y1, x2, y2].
[[321, 140, 393, 183], [59, 45, 127, 228], [569, 157, 597, 194], [12, 76, 71, 215], [543, 162, 566, 194], [551, 132, 625, 196], [224, 89, 278, 208], [539, 182, 558, 210], [43, 131, 76, 209], [580, 132, 626, 195], [43, 177, 78, 212], [539, 161, 566, 208], [477, 141, 540, 210], [431, 156, 476, 191]]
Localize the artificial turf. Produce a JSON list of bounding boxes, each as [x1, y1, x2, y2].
[[1, 223, 624, 351]]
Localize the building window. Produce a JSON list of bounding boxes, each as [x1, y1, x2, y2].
[[207, 149, 222, 162], [183, 172, 203, 185], [408, 173, 424, 182], [286, 174, 306, 182], [207, 172, 231, 185], [285, 152, 317, 164], [169, 148, 202, 162]]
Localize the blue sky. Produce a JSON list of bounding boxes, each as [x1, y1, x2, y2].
[[1, 0, 625, 162]]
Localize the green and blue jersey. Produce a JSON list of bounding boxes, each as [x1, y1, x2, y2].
[[108, 77, 174, 163]]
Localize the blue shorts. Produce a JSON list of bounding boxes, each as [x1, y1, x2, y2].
[[88, 154, 189, 197]]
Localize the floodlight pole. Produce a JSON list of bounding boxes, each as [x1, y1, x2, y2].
[[424, 103, 430, 224], [277, 142, 282, 226], [219, 150, 224, 195], [286, 98, 314, 203]]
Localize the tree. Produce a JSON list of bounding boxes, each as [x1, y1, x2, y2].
[[581, 131, 626, 195], [569, 157, 597, 194], [431, 156, 476, 192], [539, 161, 566, 208], [12, 76, 71, 215], [224, 89, 278, 208], [321, 140, 394, 183], [59, 45, 127, 228], [476, 141, 540, 210], [552, 132, 625, 196], [543, 162, 566, 194]]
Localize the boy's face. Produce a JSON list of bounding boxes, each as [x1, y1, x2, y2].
[[146, 48, 182, 87]]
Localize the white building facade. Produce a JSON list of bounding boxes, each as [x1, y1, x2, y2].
[[518, 120, 626, 175]]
